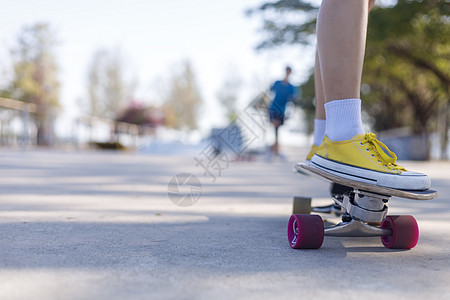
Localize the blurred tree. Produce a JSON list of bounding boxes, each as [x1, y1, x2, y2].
[[296, 71, 316, 134], [86, 48, 134, 119], [163, 61, 203, 130], [246, 0, 318, 50], [216, 66, 242, 122], [363, 0, 450, 158], [0, 22, 60, 146]]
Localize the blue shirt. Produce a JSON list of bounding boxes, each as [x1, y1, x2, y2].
[[269, 80, 296, 115]]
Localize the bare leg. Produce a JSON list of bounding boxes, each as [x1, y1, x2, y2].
[[309, 0, 374, 149], [271, 120, 281, 155], [314, 49, 325, 120], [317, 0, 369, 102]]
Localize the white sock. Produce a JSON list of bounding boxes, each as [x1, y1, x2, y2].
[[313, 119, 326, 146], [325, 99, 364, 141]]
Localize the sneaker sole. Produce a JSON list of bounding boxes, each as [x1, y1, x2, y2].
[[311, 155, 430, 191]]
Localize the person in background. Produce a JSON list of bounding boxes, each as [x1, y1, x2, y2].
[[268, 66, 297, 157]]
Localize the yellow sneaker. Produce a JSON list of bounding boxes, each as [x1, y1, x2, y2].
[[305, 144, 319, 162], [311, 133, 430, 190]]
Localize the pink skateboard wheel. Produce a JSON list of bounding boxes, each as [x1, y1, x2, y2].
[[381, 215, 419, 249], [287, 214, 324, 249]]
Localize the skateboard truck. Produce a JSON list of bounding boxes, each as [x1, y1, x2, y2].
[[293, 188, 391, 238], [324, 189, 390, 237], [334, 189, 388, 224]]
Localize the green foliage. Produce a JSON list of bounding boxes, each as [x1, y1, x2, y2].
[[0, 22, 60, 145], [363, 0, 450, 134], [86, 48, 134, 119], [163, 61, 203, 130], [4, 22, 60, 107], [295, 71, 316, 134], [216, 66, 242, 122], [246, 0, 318, 49]]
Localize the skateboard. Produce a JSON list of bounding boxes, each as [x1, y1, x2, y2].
[[288, 162, 438, 249]]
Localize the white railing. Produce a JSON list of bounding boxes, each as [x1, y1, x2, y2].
[[0, 97, 154, 149]]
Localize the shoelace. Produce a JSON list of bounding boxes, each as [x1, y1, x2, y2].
[[361, 133, 406, 171]]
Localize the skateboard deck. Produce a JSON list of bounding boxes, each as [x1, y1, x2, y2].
[[288, 162, 438, 250], [296, 162, 437, 201]]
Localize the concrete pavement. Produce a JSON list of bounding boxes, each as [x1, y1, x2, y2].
[[0, 149, 449, 299]]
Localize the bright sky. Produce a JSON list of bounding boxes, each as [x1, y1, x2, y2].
[[0, 0, 318, 134]]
